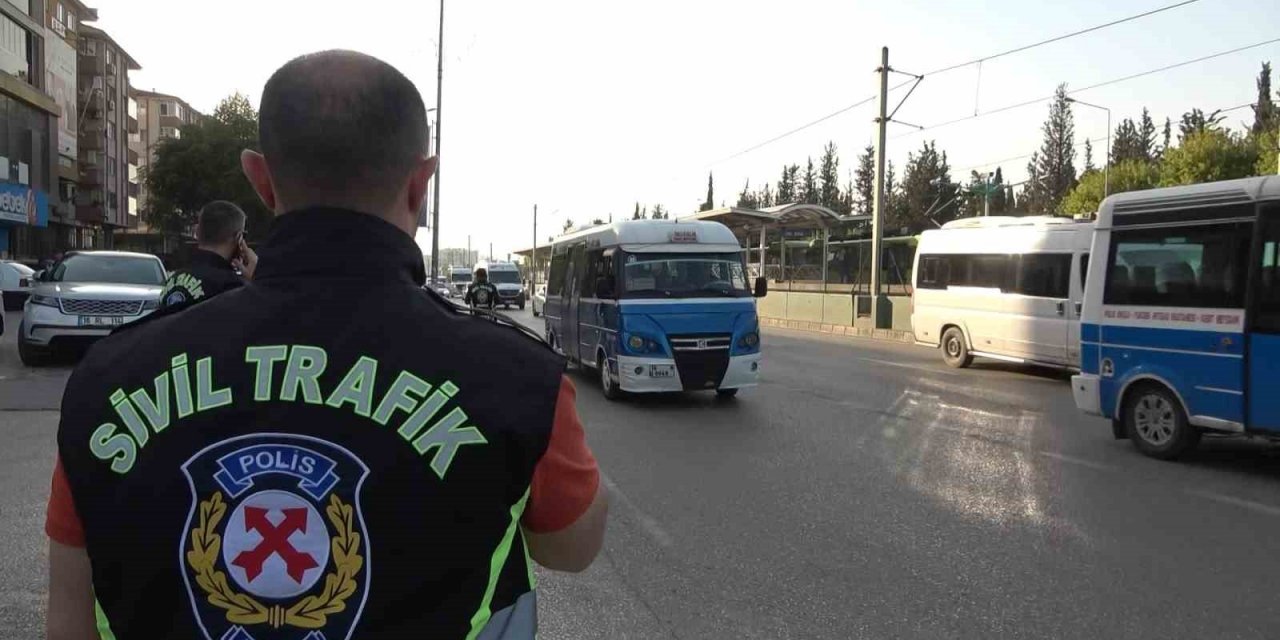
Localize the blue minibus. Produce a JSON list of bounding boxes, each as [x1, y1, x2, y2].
[[543, 220, 767, 399], [1073, 175, 1280, 458]]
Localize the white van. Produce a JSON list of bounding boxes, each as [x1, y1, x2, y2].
[[474, 260, 526, 309], [912, 216, 1093, 369]]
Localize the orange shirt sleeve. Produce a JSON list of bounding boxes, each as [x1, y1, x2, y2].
[[522, 376, 600, 534], [46, 454, 86, 547]]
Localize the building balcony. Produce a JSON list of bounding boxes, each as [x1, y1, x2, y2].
[[76, 204, 105, 224], [127, 182, 139, 197], [127, 113, 137, 134], [80, 135, 103, 151], [127, 147, 138, 164], [79, 168, 102, 186]]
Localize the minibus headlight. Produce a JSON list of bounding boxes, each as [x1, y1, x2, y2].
[[739, 332, 760, 348], [628, 335, 646, 351]]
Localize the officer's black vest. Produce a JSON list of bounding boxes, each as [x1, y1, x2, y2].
[[159, 248, 244, 309], [59, 209, 564, 639]]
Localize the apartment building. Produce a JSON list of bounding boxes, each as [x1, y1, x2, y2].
[[0, 0, 65, 260], [75, 23, 137, 249], [119, 88, 200, 254]]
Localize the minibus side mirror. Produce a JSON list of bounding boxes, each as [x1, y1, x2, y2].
[[753, 276, 768, 298], [594, 277, 614, 299]]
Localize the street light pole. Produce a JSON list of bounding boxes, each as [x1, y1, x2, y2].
[[1066, 97, 1111, 199], [429, 0, 444, 283], [870, 47, 890, 329]]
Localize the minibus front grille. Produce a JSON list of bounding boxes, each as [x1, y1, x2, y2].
[[669, 334, 731, 390]]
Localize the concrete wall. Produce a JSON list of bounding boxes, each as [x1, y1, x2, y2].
[[757, 290, 912, 333]]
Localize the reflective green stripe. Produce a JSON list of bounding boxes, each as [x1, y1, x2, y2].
[[466, 488, 531, 640], [520, 528, 536, 590], [95, 599, 116, 640]]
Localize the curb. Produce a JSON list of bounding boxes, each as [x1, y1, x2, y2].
[[759, 317, 914, 344]]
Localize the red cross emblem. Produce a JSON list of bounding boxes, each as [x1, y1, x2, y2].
[[231, 507, 319, 583]]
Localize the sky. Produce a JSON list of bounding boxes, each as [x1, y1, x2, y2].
[[91, 0, 1278, 260]]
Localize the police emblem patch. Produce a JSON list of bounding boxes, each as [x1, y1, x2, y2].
[[180, 434, 371, 640], [164, 289, 189, 307], [475, 289, 491, 305]]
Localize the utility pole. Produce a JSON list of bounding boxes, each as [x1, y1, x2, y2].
[[429, 0, 444, 282], [489, 242, 493, 261], [984, 172, 991, 217], [532, 204, 538, 290], [467, 235, 471, 266], [870, 47, 889, 329]]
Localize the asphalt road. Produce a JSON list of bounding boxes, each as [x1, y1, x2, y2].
[[2, 306, 1279, 639]]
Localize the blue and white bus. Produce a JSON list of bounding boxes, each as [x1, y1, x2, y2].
[[543, 220, 767, 399], [1073, 175, 1280, 459]]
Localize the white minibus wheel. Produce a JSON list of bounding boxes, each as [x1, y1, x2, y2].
[[941, 327, 973, 369]]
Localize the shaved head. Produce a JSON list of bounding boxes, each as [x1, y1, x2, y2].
[[257, 50, 430, 215]]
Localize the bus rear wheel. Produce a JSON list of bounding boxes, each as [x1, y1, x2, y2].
[[1124, 384, 1200, 460], [941, 327, 973, 369]]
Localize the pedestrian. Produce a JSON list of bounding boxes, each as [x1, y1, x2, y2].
[[45, 50, 607, 640], [465, 265, 499, 310], [158, 200, 257, 309]]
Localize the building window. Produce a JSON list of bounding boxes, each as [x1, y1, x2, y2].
[[128, 131, 139, 144], [0, 13, 34, 84], [105, 48, 113, 65], [159, 102, 169, 116], [5, 0, 29, 16], [159, 126, 180, 139], [65, 12, 74, 31], [107, 121, 116, 142], [173, 103, 183, 120], [79, 38, 95, 56]]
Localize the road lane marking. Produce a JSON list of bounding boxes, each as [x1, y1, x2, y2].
[[1186, 490, 1280, 517], [855, 356, 961, 377], [1036, 451, 1117, 472], [601, 474, 673, 548]]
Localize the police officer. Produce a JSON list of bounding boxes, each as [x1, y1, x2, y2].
[[46, 50, 607, 640], [465, 266, 499, 311], [159, 201, 258, 309]]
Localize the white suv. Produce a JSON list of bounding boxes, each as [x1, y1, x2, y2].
[[19, 251, 166, 365]]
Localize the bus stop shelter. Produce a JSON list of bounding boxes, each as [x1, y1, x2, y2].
[[679, 204, 870, 283]]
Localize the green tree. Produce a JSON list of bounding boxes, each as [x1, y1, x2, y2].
[[1083, 139, 1095, 173], [632, 202, 644, 219], [1179, 108, 1224, 142], [1160, 129, 1259, 186], [818, 142, 841, 210], [852, 145, 874, 216], [1062, 159, 1160, 214], [736, 180, 757, 208], [757, 183, 775, 209], [1256, 127, 1279, 175], [800, 158, 818, 204], [1252, 62, 1277, 136], [1138, 108, 1157, 161], [563, 218, 575, 232], [144, 92, 269, 238], [651, 204, 669, 220], [898, 141, 955, 230], [700, 173, 715, 211], [1111, 118, 1144, 164], [989, 167, 1008, 214], [1160, 117, 1172, 158], [590, 218, 606, 226], [1024, 84, 1077, 213], [776, 164, 799, 204]]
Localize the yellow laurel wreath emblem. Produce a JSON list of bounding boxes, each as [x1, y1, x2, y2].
[[186, 491, 363, 630]]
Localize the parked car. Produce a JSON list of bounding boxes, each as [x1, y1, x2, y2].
[[1, 260, 35, 311], [19, 251, 166, 366], [433, 277, 453, 298]]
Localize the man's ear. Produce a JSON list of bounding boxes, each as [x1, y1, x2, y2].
[[407, 156, 438, 219], [241, 150, 278, 212]]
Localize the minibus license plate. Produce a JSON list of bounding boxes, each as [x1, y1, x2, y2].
[[649, 365, 675, 378]]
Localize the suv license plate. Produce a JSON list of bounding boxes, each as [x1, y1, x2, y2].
[[649, 365, 675, 378], [79, 315, 125, 327]]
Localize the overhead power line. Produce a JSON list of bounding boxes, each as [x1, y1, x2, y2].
[[892, 38, 1280, 141], [705, 0, 1204, 165], [923, 0, 1202, 76]]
